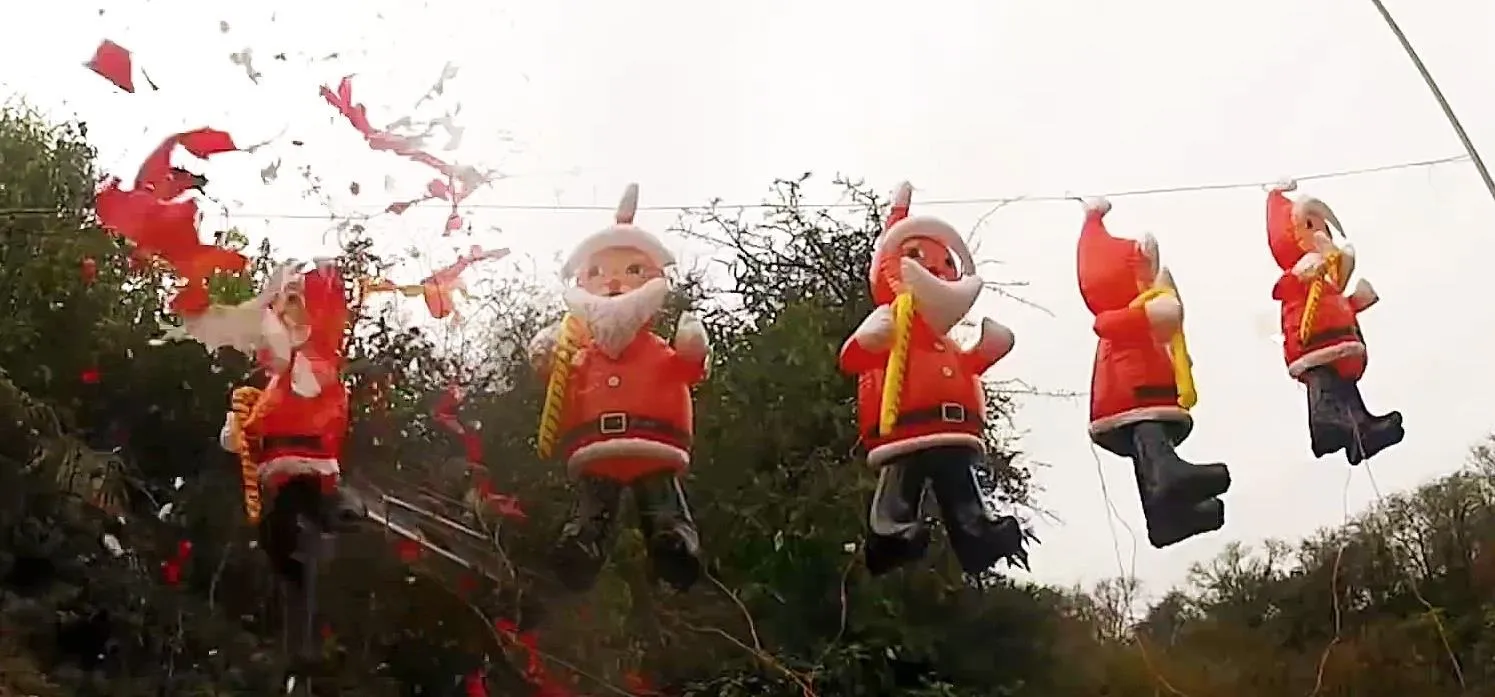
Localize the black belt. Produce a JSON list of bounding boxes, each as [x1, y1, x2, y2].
[[1304, 326, 1358, 350], [1133, 385, 1179, 401], [865, 402, 981, 439], [558, 413, 692, 449], [260, 435, 326, 451]]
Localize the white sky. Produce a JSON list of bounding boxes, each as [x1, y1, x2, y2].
[[5, 0, 1493, 599]]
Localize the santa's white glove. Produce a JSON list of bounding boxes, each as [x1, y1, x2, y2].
[[527, 322, 561, 370], [971, 318, 1016, 365], [1143, 294, 1183, 338], [851, 305, 897, 351], [1291, 252, 1326, 281], [1270, 178, 1298, 192], [1347, 278, 1380, 312], [673, 312, 710, 360]]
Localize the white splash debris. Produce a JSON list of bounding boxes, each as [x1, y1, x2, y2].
[[157, 503, 174, 520], [101, 533, 124, 557]]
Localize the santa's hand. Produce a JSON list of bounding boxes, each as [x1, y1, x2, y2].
[[527, 322, 561, 370], [1348, 277, 1379, 312], [1143, 294, 1183, 337], [1269, 178, 1298, 192], [1291, 251, 1326, 280], [971, 318, 1016, 364], [851, 305, 896, 351], [673, 312, 710, 360], [230, 386, 261, 418]]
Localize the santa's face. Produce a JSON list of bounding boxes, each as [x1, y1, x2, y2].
[[564, 246, 670, 359], [899, 237, 959, 281], [578, 246, 664, 297]]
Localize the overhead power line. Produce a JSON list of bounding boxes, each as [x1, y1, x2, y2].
[[0, 153, 1472, 221]]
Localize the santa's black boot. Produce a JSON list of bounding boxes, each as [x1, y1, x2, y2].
[[925, 446, 1029, 573], [1302, 367, 1357, 459], [1340, 381, 1404, 465], [633, 474, 703, 592], [320, 484, 366, 533], [1144, 497, 1225, 549], [551, 477, 624, 592], [865, 458, 934, 576], [1129, 421, 1231, 508]]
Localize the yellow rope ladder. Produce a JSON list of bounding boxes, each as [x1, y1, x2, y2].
[[536, 315, 581, 458], [1129, 287, 1198, 410]]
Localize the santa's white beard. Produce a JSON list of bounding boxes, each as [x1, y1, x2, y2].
[[899, 257, 982, 335], [563, 277, 669, 359]]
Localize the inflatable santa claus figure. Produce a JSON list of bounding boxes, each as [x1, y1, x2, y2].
[[1076, 198, 1230, 548], [839, 182, 1028, 576], [178, 261, 362, 562], [1266, 180, 1402, 465], [529, 184, 708, 593]]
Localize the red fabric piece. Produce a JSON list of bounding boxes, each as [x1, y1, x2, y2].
[[319, 77, 493, 228], [86, 40, 137, 93], [464, 671, 489, 697], [81, 258, 98, 284], [95, 128, 246, 297], [80, 367, 100, 384], [395, 538, 421, 563]]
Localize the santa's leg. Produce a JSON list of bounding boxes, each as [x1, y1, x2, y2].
[[1337, 377, 1404, 465], [318, 480, 367, 533], [1142, 497, 1225, 549], [923, 445, 1028, 573], [864, 456, 933, 576], [1128, 421, 1231, 508], [551, 476, 625, 592], [1301, 366, 1357, 459], [632, 473, 703, 592]]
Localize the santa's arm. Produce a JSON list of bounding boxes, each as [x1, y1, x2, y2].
[[218, 413, 237, 452], [526, 321, 562, 375], [1093, 292, 1181, 341], [959, 318, 1015, 375], [671, 312, 712, 385], [838, 305, 895, 375]]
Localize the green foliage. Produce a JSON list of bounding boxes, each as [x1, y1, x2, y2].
[[0, 99, 1490, 697]]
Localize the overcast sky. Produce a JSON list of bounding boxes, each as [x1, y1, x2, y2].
[[5, 0, 1493, 600]]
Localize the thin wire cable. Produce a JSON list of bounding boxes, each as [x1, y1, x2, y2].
[[1087, 441, 1190, 697], [0, 154, 1471, 220], [1308, 466, 1355, 697]]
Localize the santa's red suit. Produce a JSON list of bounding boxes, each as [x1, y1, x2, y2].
[[1265, 180, 1402, 464], [528, 184, 707, 593], [201, 262, 351, 490], [838, 181, 1026, 576], [1076, 198, 1229, 549]]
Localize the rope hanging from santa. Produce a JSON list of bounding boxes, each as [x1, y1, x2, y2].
[[838, 181, 1029, 575], [528, 184, 709, 593]]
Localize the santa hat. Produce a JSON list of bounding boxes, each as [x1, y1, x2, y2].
[[560, 184, 676, 278], [298, 260, 351, 359], [1266, 184, 1345, 272], [1075, 198, 1161, 315], [868, 182, 977, 304]]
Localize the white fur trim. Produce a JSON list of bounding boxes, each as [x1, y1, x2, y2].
[[969, 318, 1015, 367], [1270, 178, 1298, 192], [615, 183, 640, 224], [258, 456, 340, 483], [1083, 197, 1112, 215], [1291, 251, 1326, 281], [673, 312, 710, 363], [851, 305, 896, 351], [566, 438, 690, 478], [872, 216, 977, 281], [561, 225, 676, 278], [1144, 294, 1183, 337], [1087, 406, 1192, 437], [1286, 341, 1366, 378], [290, 354, 321, 398], [890, 181, 913, 216], [1347, 278, 1379, 312], [867, 432, 984, 468]]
